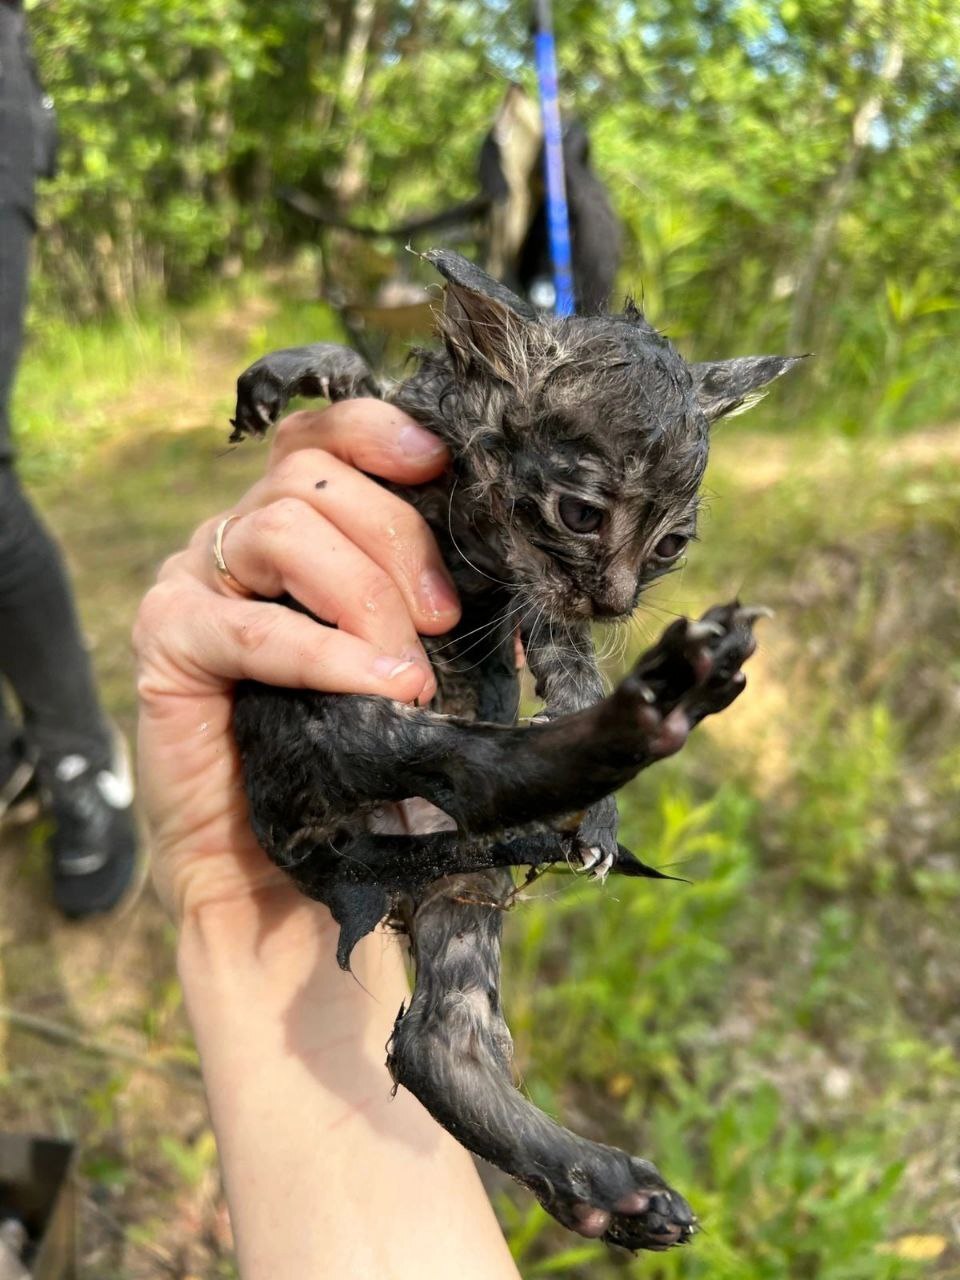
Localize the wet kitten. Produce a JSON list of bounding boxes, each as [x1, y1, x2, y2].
[[228, 250, 798, 1251]]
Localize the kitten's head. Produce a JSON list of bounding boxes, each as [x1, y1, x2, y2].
[[425, 249, 802, 623]]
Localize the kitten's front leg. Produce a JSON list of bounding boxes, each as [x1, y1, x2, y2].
[[521, 617, 619, 876], [230, 343, 380, 440], [521, 617, 605, 717]]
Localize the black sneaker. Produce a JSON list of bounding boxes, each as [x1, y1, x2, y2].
[[0, 744, 39, 826], [47, 731, 139, 919]]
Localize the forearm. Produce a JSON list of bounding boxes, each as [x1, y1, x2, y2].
[[178, 897, 520, 1280]]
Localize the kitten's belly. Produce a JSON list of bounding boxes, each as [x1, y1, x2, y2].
[[368, 797, 458, 837]]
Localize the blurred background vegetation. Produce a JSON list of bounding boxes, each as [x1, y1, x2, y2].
[[26, 0, 960, 434], [0, 1, 957, 1277]]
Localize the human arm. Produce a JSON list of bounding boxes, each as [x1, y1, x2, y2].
[[134, 399, 521, 1280]]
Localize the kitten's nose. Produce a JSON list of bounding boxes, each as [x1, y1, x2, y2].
[[593, 568, 639, 618], [593, 598, 628, 618]]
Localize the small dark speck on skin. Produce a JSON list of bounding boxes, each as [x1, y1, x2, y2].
[[315, 479, 328, 490]]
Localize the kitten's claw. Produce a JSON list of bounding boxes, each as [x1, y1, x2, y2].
[[231, 344, 379, 441], [683, 619, 724, 644], [580, 845, 615, 880], [734, 603, 774, 625]]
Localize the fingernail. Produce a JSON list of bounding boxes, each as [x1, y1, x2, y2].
[[398, 647, 436, 704], [398, 422, 447, 459], [372, 656, 417, 680], [419, 568, 459, 617]]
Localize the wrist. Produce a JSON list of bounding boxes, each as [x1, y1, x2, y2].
[[176, 884, 410, 1023], [177, 887, 330, 977]]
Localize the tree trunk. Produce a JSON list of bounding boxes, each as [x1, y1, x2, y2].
[[334, 0, 377, 209], [788, 38, 903, 350]]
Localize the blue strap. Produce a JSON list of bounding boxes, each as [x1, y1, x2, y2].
[[534, 29, 575, 316]]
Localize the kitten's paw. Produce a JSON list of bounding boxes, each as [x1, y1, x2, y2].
[[616, 600, 768, 756], [231, 359, 287, 437], [537, 1154, 696, 1253], [682, 601, 771, 724], [230, 345, 378, 440]]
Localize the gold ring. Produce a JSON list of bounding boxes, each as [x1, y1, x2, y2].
[[212, 514, 250, 595]]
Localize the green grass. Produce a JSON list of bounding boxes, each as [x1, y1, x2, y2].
[[2, 277, 958, 1277], [13, 262, 348, 483], [500, 430, 960, 1276]]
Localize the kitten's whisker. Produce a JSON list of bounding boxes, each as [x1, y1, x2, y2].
[[459, 596, 531, 654], [639, 600, 691, 622], [617, 620, 632, 666], [435, 593, 536, 675], [594, 624, 617, 665], [447, 478, 513, 587], [596, 619, 627, 671], [447, 625, 527, 675], [428, 611, 513, 652], [429, 596, 528, 657]]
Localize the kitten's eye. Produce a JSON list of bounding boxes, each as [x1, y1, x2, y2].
[[558, 496, 604, 534], [654, 533, 688, 560]]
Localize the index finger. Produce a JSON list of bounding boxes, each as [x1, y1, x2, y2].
[[269, 400, 450, 485]]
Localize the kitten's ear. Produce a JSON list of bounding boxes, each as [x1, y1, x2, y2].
[[689, 354, 807, 423], [424, 248, 536, 383], [623, 296, 643, 322]]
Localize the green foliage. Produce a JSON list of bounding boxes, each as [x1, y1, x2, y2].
[[158, 1129, 219, 1189], [14, 305, 188, 479], [778, 701, 902, 892], [21, 0, 960, 431], [502, 773, 938, 1278], [12, 269, 344, 483]]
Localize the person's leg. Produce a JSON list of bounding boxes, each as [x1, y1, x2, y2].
[[0, 464, 113, 766], [0, 205, 36, 815], [0, 205, 30, 462], [0, 683, 38, 821], [0, 686, 21, 762], [0, 207, 137, 913], [0, 206, 113, 765]]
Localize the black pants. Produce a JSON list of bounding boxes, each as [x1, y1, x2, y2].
[[0, 205, 111, 772]]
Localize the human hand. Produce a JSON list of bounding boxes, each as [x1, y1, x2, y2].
[[135, 402, 521, 1280], [133, 399, 460, 932]]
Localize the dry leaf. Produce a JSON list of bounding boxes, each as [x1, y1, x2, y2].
[[877, 1234, 948, 1261]]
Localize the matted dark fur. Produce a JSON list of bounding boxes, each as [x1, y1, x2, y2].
[[228, 250, 800, 1252]]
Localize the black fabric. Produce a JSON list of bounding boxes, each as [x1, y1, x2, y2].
[[0, 15, 111, 775], [0, 1, 37, 217], [1, 0, 37, 457], [0, 205, 31, 457], [0, 464, 113, 771]]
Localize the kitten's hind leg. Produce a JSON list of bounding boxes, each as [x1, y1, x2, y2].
[[388, 870, 696, 1253], [230, 343, 380, 440]]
